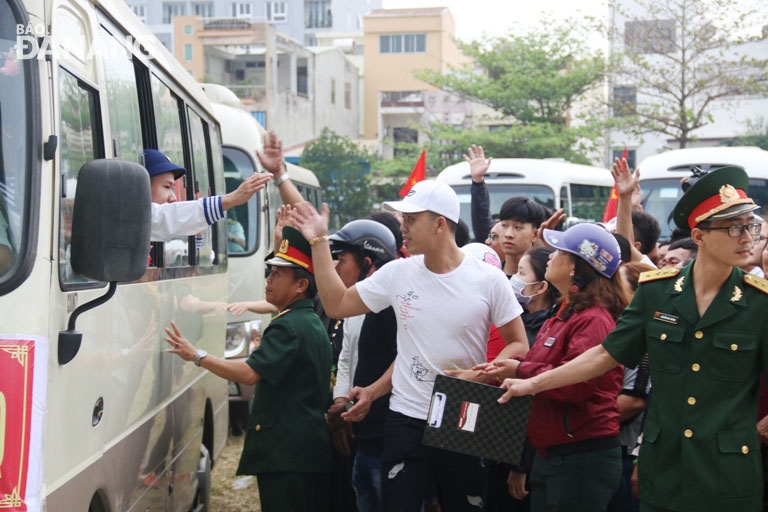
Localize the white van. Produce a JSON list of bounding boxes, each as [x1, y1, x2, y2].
[[1, 0, 229, 510], [436, 159, 614, 236], [637, 147, 768, 241]]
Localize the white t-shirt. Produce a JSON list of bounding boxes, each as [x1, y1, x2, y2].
[[356, 253, 522, 420]]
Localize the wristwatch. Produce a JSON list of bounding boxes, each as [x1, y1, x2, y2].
[[194, 349, 208, 367]]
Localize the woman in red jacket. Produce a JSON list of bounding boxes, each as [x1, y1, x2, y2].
[[485, 223, 628, 512]]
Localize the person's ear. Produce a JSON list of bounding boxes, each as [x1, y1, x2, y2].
[[633, 240, 642, 251], [296, 277, 309, 294], [691, 227, 705, 247], [362, 256, 374, 277]]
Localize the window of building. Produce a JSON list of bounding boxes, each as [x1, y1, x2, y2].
[[305, 1, 331, 28], [612, 86, 637, 117], [380, 33, 426, 54], [267, 2, 287, 22], [330, 79, 336, 104], [162, 3, 186, 24], [184, 24, 193, 34], [297, 63, 308, 97], [344, 82, 351, 109], [192, 2, 213, 17], [393, 127, 418, 158], [184, 44, 193, 61], [231, 2, 251, 18], [130, 3, 146, 23], [624, 19, 675, 54]]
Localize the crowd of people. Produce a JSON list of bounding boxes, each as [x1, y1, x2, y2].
[[154, 136, 768, 512]]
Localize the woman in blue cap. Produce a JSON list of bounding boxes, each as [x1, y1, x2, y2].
[[485, 223, 627, 511]]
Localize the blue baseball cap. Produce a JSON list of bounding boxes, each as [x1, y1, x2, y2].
[[143, 149, 186, 180]]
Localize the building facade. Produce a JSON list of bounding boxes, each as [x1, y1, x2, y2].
[[127, 0, 380, 52], [362, 7, 471, 158], [606, 0, 768, 167], [173, 15, 359, 147]]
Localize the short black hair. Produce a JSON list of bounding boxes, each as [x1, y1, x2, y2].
[[291, 267, 317, 299], [611, 232, 632, 263], [631, 211, 661, 255], [455, 219, 470, 247], [499, 196, 548, 227], [668, 237, 697, 253]]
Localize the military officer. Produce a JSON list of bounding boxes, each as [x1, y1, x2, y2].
[[165, 226, 333, 512], [499, 166, 768, 511]]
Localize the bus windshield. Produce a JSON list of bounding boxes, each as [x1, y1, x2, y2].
[[451, 184, 553, 238], [642, 177, 768, 241], [0, 2, 28, 279]]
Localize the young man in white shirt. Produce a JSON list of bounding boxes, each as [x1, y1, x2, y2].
[[291, 180, 529, 512]]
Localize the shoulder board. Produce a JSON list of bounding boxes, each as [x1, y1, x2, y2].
[[638, 268, 680, 284], [272, 308, 292, 320], [744, 274, 768, 295]]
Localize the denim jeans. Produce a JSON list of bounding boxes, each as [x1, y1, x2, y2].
[[353, 449, 383, 512]]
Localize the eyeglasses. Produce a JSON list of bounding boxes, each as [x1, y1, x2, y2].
[[486, 233, 499, 242], [699, 222, 761, 238]]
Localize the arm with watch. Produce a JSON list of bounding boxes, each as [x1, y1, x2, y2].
[[256, 131, 304, 206], [164, 320, 262, 385]]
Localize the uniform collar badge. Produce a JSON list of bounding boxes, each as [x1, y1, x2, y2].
[[730, 285, 743, 303], [674, 275, 685, 293]]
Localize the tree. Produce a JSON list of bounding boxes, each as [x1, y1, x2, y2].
[[416, 19, 606, 164], [723, 118, 768, 150], [608, 0, 768, 148], [299, 128, 372, 231]]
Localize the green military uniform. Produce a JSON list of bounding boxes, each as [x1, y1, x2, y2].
[[604, 266, 768, 511], [602, 166, 767, 512], [236, 299, 334, 508], [236, 227, 334, 511]]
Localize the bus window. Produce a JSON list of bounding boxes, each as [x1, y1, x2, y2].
[[58, 68, 102, 285], [0, 3, 26, 280], [187, 107, 214, 266], [223, 147, 259, 254], [209, 124, 228, 263], [151, 74, 188, 267], [100, 26, 142, 160], [570, 184, 612, 223]]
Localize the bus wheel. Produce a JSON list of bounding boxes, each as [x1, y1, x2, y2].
[[192, 444, 212, 512]]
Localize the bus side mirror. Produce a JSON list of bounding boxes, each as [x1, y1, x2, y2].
[[71, 159, 151, 281], [59, 159, 151, 365]]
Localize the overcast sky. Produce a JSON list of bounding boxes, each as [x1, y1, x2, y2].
[[380, 0, 609, 41]]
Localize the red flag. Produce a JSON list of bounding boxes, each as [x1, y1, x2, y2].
[[602, 147, 628, 222], [399, 149, 426, 197]]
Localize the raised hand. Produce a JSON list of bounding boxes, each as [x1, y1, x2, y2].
[[463, 144, 492, 183]]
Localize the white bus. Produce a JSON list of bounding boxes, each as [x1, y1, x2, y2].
[[436, 158, 614, 236], [1, 0, 229, 510], [202, 83, 321, 412], [637, 147, 768, 241]]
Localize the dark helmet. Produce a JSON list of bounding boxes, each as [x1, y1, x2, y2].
[[541, 223, 621, 278], [330, 219, 397, 268]]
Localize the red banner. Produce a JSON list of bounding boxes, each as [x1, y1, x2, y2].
[[0, 340, 35, 510]]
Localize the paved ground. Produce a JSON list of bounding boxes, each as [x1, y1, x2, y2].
[[211, 434, 262, 511]]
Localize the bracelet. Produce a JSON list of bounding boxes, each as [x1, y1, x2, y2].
[[309, 235, 330, 246], [274, 172, 291, 187]]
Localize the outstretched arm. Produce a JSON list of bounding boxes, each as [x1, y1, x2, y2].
[[498, 344, 619, 403], [221, 173, 272, 211], [165, 321, 261, 385], [465, 144, 495, 242], [257, 131, 304, 206], [290, 201, 370, 319]]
